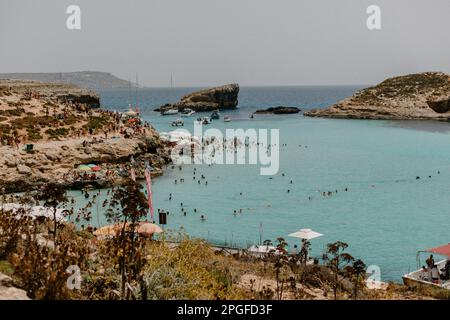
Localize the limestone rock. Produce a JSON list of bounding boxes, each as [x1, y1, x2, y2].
[[157, 84, 239, 112], [305, 72, 450, 120], [0, 273, 30, 300], [17, 164, 31, 175], [254, 106, 301, 114]]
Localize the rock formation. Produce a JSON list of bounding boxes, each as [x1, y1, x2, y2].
[[304, 72, 450, 120], [157, 84, 239, 112], [254, 106, 301, 114], [0, 273, 30, 300], [0, 79, 100, 108], [0, 79, 171, 193]]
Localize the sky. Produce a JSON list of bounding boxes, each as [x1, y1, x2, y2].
[[1, 0, 450, 87]]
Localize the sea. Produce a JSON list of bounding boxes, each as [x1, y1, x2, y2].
[[69, 86, 450, 282]]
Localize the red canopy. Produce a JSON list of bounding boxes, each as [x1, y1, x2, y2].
[[425, 244, 450, 257]]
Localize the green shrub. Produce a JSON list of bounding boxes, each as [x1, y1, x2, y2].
[[45, 127, 70, 139]]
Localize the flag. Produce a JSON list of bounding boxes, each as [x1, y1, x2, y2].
[[144, 161, 154, 219], [130, 156, 136, 181]]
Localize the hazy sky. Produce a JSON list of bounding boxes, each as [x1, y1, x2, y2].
[[1, 0, 450, 87]]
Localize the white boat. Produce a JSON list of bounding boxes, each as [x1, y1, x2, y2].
[[402, 244, 450, 292], [171, 119, 184, 127], [181, 108, 195, 117], [223, 116, 231, 122], [196, 116, 211, 125], [161, 109, 178, 116]]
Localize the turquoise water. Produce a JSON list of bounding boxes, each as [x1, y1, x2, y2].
[[70, 87, 450, 282]]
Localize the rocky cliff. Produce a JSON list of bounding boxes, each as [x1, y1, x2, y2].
[[0, 79, 171, 193], [157, 84, 239, 112], [304, 72, 450, 120], [0, 79, 100, 108]]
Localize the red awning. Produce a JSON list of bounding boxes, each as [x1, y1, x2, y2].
[[425, 244, 450, 257]]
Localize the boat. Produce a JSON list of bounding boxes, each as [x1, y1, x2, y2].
[[181, 108, 195, 117], [210, 110, 220, 120], [161, 109, 178, 116], [196, 117, 211, 125], [171, 119, 184, 127], [223, 116, 231, 122], [402, 243, 450, 292]]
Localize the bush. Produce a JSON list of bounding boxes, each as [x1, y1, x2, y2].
[[45, 128, 70, 139]]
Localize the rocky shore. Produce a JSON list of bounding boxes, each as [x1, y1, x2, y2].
[[0, 79, 171, 193], [304, 72, 450, 120], [156, 83, 239, 113]]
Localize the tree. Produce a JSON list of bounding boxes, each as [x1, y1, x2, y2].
[[106, 179, 149, 299], [345, 259, 367, 299], [272, 237, 289, 300], [325, 241, 354, 300], [35, 183, 68, 246]]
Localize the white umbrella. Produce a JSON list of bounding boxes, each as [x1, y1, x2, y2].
[[288, 228, 323, 240]]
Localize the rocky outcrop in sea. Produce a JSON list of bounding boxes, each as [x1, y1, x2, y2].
[[254, 106, 301, 114], [304, 72, 450, 120], [156, 84, 239, 112]]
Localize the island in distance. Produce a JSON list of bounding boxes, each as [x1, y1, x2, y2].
[[304, 72, 450, 120], [156, 84, 239, 113]]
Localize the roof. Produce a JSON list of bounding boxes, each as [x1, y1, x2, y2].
[[425, 243, 450, 257]]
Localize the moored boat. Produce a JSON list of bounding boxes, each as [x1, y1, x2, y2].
[[402, 243, 450, 292], [171, 119, 184, 127], [196, 116, 211, 125], [181, 108, 195, 117], [223, 116, 231, 122], [161, 109, 178, 116]]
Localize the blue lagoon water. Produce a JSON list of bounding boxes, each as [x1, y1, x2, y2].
[[77, 86, 450, 282]]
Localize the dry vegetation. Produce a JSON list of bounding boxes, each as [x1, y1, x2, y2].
[[0, 182, 444, 300], [353, 72, 450, 106]]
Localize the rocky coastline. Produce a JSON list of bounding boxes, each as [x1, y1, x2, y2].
[[304, 72, 450, 120], [0, 79, 172, 194]]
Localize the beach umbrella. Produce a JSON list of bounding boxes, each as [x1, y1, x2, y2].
[[91, 165, 101, 172], [87, 164, 97, 168], [288, 228, 323, 240], [137, 222, 163, 237], [78, 165, 91, 172]]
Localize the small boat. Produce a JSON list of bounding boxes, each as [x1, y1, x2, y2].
[[181, 108, 195, 117], [196, 117, 211, 125], [161, 109, 178, 116], [223, 116, 231, 122], [210, 110, 220, 120], [402, 243, 450, 292], [171, 119, 184, 127]]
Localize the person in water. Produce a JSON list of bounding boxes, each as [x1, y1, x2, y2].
[[200, 215, 206, 221]]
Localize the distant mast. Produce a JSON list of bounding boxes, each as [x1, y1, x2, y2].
[[128, 79, 132, 110], [135, 72, 140, 114], [170, 73, 174, 89]]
